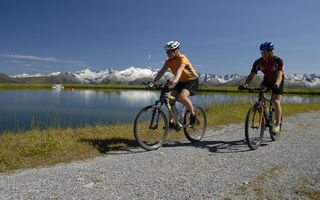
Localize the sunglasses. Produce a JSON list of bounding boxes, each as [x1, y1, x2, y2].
[[166, 50, 174, 54]]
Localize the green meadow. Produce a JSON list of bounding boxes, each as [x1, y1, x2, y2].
[[1, 83, 320, 95]]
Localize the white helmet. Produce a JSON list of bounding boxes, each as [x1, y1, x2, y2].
[[164, 41, 180, 51]]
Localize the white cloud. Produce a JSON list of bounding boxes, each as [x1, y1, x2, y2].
[[0, 53, 57, 62], [59, 59, 85, 65], [25, 64, 32, 67], [0, 53, 91, 68], [147, 54, 152, 60]]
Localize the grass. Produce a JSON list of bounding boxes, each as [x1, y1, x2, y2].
[[1, 83, 320, 95], [234, 166, 283, 198], [0, 83, 145, 90], [232, 170, 320, 200], [293, 177, 320, 200], [0, 83, 53, 89], [1, 100, 320, 173], [0, 123, 136, 172], [197, 86, 320, 95]]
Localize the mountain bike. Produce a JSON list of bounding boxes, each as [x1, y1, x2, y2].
[[240, 88, 282, 150], [134, 83, 207, 151]]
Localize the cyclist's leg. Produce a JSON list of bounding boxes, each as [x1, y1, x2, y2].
[[178, 89, 195, 115], [272, 80, 284, 128], [178, 79, 199, 115], [273, 81, 284, 126], [273, 94, 282, 126]]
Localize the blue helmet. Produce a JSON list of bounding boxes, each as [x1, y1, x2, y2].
[[260, 41, 274, 51]]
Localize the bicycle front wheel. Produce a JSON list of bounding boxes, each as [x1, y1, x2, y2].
[[134, 106, 168, 151], [245, 104, 265, 150], [183, 105, 207, 142]]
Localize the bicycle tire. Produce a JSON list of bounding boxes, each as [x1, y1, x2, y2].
[[134, 106, 168, 151], [183, 105, 207, 142], [269, 113, 282, 141], [245, 104, 265, 150]]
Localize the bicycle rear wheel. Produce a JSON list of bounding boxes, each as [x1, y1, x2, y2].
[[134, 106, 168, 151], [269, 112, 282, 141], [245, 104, 265, 150], [183, 105, 207, 142]]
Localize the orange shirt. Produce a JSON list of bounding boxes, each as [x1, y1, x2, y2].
[[164, 54, 198, 83]]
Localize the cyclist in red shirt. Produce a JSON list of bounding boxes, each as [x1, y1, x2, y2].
[[239, 41, 285, 134]]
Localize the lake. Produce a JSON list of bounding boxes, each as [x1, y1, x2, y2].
[[1, 89, 320, 133]]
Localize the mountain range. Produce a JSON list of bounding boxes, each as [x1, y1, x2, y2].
[[2, 67, 320, 89]]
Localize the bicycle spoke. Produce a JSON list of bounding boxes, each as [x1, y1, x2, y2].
[[245, 105, 264, 150], [184, 105, 207, 142], [134, 107, 168, 151]]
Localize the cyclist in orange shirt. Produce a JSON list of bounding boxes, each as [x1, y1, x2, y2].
[[150, 41, 199, 129]]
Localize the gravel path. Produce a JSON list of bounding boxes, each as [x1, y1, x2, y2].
[[0, 111, 319, 200]]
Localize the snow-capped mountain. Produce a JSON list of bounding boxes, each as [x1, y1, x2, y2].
[[10, 67, 320, 88], [285, 73, 320, 88], [198, 73, 242, 85], [11, 67, 240, 85], [69, 67, 173, 84]]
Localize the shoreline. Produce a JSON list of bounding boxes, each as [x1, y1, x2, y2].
[[1, 83, 320, 95]]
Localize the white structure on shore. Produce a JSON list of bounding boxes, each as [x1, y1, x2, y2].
[[52, 84, 64, 89]]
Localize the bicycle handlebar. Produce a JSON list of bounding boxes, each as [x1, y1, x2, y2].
[[153, 84, 170, 91], [239, 88, 271, 93], [142, 82, 171, 91]]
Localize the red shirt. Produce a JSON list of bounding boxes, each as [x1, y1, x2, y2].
[[251, 56, 285, 84]]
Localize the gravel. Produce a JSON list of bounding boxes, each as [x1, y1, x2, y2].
[[0, 111, 319, 200]]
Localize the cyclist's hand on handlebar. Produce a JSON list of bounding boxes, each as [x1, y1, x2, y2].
[[272, 84, 279, 91], [167, 79, 176, 86], [238, 84, 248, 90], [147, 81, 154, 88]]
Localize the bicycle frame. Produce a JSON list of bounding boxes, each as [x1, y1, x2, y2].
[[248, 88, 275, 129], [151, 84, 188, 129]]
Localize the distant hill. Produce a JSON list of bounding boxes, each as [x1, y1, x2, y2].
[[0, 73, 20, 83], [1, 67, 320, 89], [15, 73, 79, 84]]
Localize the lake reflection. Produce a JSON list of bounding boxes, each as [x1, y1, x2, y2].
[[1, 89, 320, 133]]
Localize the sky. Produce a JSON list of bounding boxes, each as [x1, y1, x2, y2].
[[0, 0, 319, 76]]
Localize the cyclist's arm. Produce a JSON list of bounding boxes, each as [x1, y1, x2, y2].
[[244, 59, 260, 86], [172, 64, 186, 83], [275, 71, 283, 86], [153, 65, 169, 83], [244, 72, 256, 86]]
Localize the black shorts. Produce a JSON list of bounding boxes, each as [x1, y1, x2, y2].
[[173, 79, 199, 96], [261, 80, 285, 95]]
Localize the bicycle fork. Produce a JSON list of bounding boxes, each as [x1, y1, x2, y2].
[[252, 104, 264, 129], [148, 109, 161, 130]]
